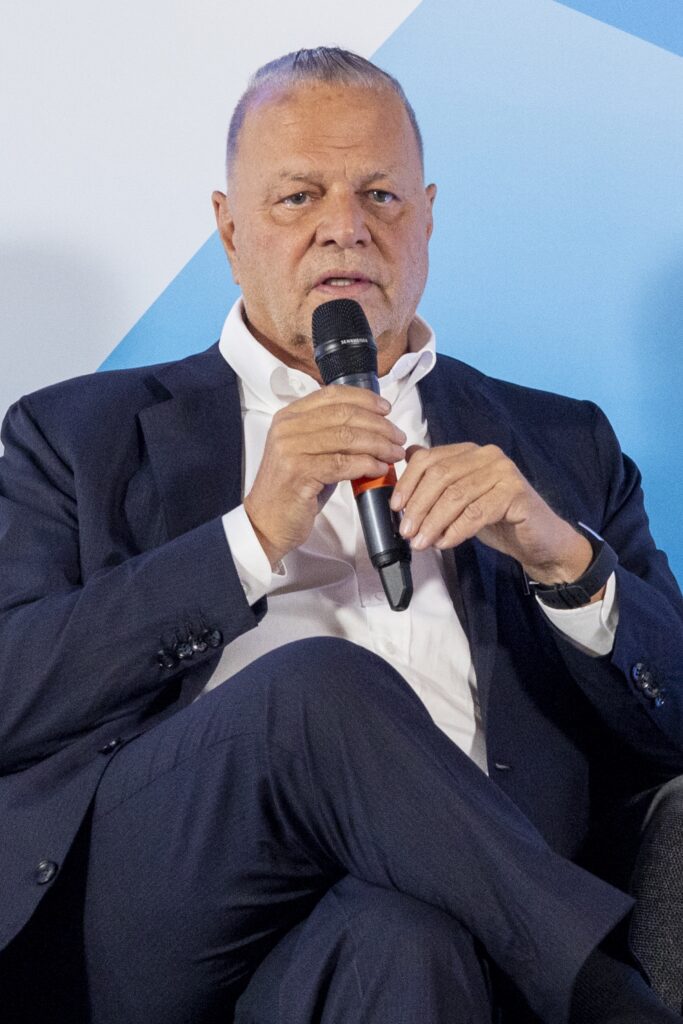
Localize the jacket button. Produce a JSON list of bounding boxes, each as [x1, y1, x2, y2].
[[190, 633, 208, 653], [631, 663, 654, 688], [202, 628, 223, 649], [175, 640, 194, 661], [35, 860, 58, 885], [157, 649, 176, 670], [99, 737, 123, 755]]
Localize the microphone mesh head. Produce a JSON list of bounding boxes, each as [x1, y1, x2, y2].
[[311, 300, 377, 385], [312, 299, 373, 347]]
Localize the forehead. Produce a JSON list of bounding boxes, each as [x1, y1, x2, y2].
[[232, 83, 421, 185]]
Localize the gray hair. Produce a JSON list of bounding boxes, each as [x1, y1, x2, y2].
[[226, 47, 424, 181]]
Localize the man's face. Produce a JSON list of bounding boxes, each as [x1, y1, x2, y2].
[[213, 82, 436, 379]]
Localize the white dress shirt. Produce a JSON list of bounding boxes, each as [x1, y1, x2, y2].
[[197, 299, 618, 773]]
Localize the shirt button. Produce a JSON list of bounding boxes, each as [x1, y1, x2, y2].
[[35, 860, 59, 885]]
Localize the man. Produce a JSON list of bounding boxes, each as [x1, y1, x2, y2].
[[0, 47, 681, 1024]]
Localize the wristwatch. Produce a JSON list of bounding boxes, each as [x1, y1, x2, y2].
[[526, 522, 618, 609]]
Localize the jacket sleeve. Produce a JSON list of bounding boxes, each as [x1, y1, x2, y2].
[[551, 402, 683, 772], [0, 396, 264, 774]]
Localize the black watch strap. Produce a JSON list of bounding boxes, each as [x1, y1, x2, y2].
[[526, 522, 618, 609]]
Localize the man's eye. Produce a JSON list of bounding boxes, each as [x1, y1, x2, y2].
[[282, 192, 310, 207], [368, 189, 396, 204]]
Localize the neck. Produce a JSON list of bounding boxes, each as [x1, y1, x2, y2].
[[242, 312, 411, 383]]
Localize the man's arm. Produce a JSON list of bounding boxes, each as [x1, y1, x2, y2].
[[0, 395, 262, 773], [0, 381, 405, 774], [546, 403, 683, 766], [391, 402, 683, 766]]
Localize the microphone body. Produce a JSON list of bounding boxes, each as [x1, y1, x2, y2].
[[312, 299, 413, 611]]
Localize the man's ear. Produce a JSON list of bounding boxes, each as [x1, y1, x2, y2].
[[212, 190, 240, 285], [425, 183, 437, 241]]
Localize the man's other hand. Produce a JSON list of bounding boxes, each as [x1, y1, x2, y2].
[[391, 444, 597, 589], [244, 386, 406, 568]]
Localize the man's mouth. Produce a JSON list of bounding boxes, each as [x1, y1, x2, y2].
[[313, 274, 375, 295]]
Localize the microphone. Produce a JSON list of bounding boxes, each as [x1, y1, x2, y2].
[[312, 299, 413, 611]]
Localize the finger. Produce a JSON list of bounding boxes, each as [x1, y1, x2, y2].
[[394, 447, 496, 529], [293, 423, 405, 464], [279, 384, 392, 417], [390, 443, 481, 511], [431, 482, 518, 550], [314, 452, 392, 486], [277, 405, 406, 446], [401, 464, 502, 545], [410, 476, 506, 549]]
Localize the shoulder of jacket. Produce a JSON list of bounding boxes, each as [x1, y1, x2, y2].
[[433, 351, 599, 430], [11, 343, 225, 426]]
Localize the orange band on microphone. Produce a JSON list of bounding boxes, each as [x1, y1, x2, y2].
[[352, 465, 397, 497]]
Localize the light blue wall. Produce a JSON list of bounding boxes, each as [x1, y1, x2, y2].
[[553, 0, 683, 58], [101, 0, 683, 583], [375, 0, 683, 582]]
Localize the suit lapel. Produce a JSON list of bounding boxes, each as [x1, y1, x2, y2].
[[138, 345, 243, 540], [417, 359, 512, 725], [137, 343, 510, 723]]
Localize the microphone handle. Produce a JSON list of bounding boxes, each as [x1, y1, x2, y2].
[[333, 371, 413, 611]]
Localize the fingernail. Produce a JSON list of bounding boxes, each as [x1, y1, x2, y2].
[[378, 398, 391, 412], [412, 533, 428, 550], [390, 491, 403, 511], [399, 517, 413, 537]]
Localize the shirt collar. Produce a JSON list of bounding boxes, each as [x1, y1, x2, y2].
[[218, 297, 437, 411]]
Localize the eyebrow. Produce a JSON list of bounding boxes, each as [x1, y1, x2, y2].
[[276, 169, 395, 186]]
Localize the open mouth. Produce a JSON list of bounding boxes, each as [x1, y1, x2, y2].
[[314, 274, 375, 294]]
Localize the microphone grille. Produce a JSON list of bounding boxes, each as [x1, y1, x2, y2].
[[316, 345, 376, 385], [311, 299, 377, 385], [312, 299, 373, 346]]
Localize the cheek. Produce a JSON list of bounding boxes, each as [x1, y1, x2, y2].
[[390, 241, 427, 291], [232, 235, 274, 292]]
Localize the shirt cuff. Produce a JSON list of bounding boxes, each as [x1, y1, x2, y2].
[[222, 505, 286, 606], [536, 572, 618, 656]]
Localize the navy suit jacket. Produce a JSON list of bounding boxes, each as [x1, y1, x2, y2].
[[1, 342, 682, 951]]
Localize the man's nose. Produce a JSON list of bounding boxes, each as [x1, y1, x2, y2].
[[315, 191, 371, 248]]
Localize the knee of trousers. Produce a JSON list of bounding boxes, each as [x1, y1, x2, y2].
[[274, 875, 485, 975], [237, 876, 490, 1022], [248, 637, 428, 722], [329, 875, 483, 973]]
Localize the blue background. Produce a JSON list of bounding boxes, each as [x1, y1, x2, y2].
[[101, 0, 683, 583]]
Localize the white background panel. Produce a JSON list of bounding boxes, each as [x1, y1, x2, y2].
[[0, 0, 421, 415]]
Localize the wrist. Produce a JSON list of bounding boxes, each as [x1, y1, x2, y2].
[[243, 498, 285, 570], [522, 529, 593, 586], [525, 523, 618, 609]]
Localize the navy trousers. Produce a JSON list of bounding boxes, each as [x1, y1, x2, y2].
[[234, 874, 495, 1024], [0, 639, 631, 1023]]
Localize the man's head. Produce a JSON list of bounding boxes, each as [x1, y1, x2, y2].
[[212, 48, 436, 380]]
